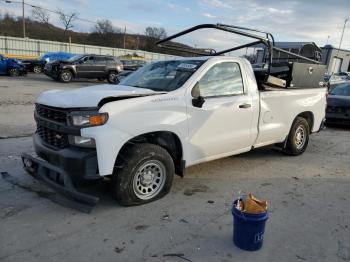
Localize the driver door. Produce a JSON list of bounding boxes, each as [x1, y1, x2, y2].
[[76, 56, 95, 78], [186, 61, 255, 164]]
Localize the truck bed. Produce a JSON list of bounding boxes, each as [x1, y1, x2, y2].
[[253, 87, 327, 148]]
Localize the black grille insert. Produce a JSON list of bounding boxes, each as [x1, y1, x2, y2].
[[35, 104, 67, 123], [37, 125, 68, 149], [327, 106, 350, 113]]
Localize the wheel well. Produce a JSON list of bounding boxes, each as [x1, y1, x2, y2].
[[61, 67, 75, 76], [106, 70, 117, 78], [296, 111, 314, 132], [116, 131, 184, 176]]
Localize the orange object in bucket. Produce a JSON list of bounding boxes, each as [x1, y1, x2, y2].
[[239, 193, 268, 214]]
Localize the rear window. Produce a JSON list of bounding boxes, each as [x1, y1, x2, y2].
[[95, 57, 107, 62], [106, 57, 120, 63]]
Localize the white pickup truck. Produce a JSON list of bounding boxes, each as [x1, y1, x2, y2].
[[22, 24, 327, 210]]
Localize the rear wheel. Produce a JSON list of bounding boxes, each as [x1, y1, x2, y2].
[[284, 117, 310, 155], [107, 71, 117, 84], [112, 143, 174, 206], [8, 68, 19, 77], [59, 70, 72, 83], [33, 65, 42, 73]]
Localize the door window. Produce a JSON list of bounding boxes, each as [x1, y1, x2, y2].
[[95, 57, 107, 64], [82, 56, 94, 64], [197, 62, 244, 97]]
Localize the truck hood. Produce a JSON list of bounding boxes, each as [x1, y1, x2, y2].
[[36, 84, 161, 108]]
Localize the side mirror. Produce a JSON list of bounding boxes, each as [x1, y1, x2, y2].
[[191, 82, 205, 108]]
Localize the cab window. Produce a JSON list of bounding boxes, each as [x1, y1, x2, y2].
[[198, 62, 244, 97]]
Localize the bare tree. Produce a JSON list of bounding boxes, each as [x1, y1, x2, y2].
[[94, 19, 120, 34], [57, 10, 78, 35], [144, 27, 167, 51], [31, 7, 50, 24], [144, 27, 167, 40]]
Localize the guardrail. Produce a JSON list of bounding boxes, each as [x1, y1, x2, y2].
[[0, 36, 178, 61]]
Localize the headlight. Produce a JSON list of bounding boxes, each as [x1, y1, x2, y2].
[[69, 136, 95, 148], [70, 112, 108, 127]]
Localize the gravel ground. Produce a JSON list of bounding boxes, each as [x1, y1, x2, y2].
[[0, 74, 100, 138], [0, 74, 349, 262]]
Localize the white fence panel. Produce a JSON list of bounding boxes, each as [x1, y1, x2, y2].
[[0, 36, 178, 60]]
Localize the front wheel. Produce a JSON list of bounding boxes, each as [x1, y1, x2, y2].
[[59, 70, 72, 83], [107, 71, 117, 84], [33, 65, 42, 73], [112, 143, 174, 206], [284, 117, 310, 155]]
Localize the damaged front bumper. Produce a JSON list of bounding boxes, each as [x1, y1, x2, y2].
[[21, 153, 99, 213]]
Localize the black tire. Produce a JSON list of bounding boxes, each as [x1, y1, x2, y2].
[[8, 68, 19, 77], [59, 70, 73, 83], [284, 117, 310, 156], [107, 71, 117, 84], [33, 65, 42, 73], [112, 143, 174, 206]]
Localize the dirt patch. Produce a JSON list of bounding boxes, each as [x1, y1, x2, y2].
[[134, 225, 149, 231], [183, 185, 209, 196], [114, 246, 125, 254], [337, 240, 350, 260], [0, 205, 29, 219]]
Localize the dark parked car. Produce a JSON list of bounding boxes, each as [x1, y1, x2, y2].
[[121, 59, 146, 71], [20, 59, 46, 73], [326, 73, 350, 88], [0, 54, 27, 76], [326, 82, 350, 125], [44, 54, 123, 83], [21, 52, 76, 74]]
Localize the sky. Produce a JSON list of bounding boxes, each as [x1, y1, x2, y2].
[[1, 0, 350, 52]]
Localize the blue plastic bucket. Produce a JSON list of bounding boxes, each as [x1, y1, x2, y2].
[[232, 199, 268, 251]]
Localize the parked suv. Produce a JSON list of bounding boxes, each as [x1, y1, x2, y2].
[[44, 54, 123, 83]]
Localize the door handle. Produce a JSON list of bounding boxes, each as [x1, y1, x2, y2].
[[239, 103, 251, 109]]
